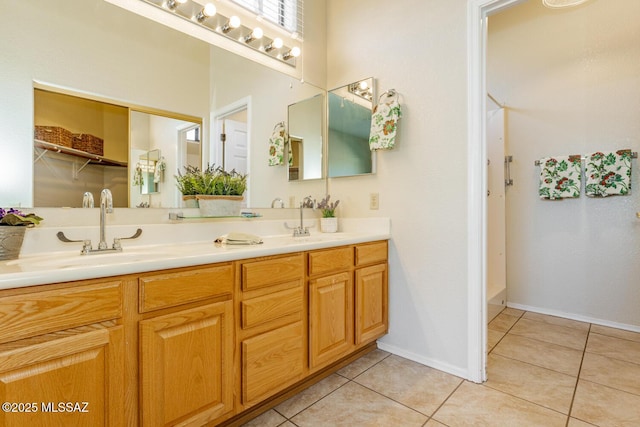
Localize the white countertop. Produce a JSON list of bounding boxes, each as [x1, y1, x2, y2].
[[0, 218, 390, 290]]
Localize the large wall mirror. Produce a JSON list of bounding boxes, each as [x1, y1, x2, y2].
[[33, 89, 202, 208], [328, 78, 376, 178], [0, 0, 326, 210]]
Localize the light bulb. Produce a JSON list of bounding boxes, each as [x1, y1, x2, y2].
[[203, 3, 216, 16], [166, 0, 187, 10], [196, 3, 216, 22], [265, 37, 284, 52], [283, 46, 301, 60], [244, 27, 263, 43], [359, 81, 368, 90], [229, 16, 241, 29]]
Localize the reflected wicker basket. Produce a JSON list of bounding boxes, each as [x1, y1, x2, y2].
[[34, 126, 73, 148], [72, 133, 104, 156]]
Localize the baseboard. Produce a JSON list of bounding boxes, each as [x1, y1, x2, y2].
[[507, 302, 640, 333], [376, 341, 468, 380]]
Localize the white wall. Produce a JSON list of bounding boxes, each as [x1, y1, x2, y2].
[[488, 0, 640, 328], [326, 0, 471, 376], [0, 0, 210, 207]]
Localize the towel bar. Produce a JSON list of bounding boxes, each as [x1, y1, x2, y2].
[[534, 151, 638, 166]]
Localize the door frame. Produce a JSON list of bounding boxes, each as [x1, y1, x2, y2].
[[212, 96, 252, 206], [467, 0, 525, 383]]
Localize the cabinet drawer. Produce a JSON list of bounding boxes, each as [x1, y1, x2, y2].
[[308, 246, 353, 276], [0, 281, 122, 344], [139, 264, 233, 313], [242, 321, 304, 405], [355, 241, 388, 266], [241, 254, 304, 291], [241, 285, 303, 329]]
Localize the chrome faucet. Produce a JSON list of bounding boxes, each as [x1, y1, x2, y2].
[[82, 192, 94, 208], [271, 197, 284, 208], [285, 196, 314, 237], [98, 189, 113, 250], [57, 188, 143, 254]]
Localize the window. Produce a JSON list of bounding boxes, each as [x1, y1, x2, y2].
[[231, 0, 303, 36]]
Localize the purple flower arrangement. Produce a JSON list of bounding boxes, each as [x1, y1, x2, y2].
[[316, 195, 340, 218], [0, 208, 43, 227]]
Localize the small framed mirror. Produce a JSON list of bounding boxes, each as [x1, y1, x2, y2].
[[287, 93, 324, 181], [327, 77, 375, 178]]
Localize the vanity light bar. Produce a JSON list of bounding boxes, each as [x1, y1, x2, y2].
[[138, 0, 300, 66]]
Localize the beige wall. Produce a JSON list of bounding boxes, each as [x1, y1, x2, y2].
[[488, 0, 640, 327], [326, 0, 471, 375]]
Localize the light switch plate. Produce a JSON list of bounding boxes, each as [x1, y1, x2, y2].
[[369, 193, 379, 210]]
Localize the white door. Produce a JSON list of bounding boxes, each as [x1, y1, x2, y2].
[[487, 107, 506, 322], [223, 119, 247, 175]]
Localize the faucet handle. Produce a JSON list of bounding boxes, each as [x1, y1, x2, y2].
[[112, 228, 143, 250]]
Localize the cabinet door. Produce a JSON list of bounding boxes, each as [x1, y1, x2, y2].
[[355, 264, 388, 345], [140, 301, 233, 427], [241, 321, 305, 406], [0, 326, 124, 427], [309, 272, 354, 369]]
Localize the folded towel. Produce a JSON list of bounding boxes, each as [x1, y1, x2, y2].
[[268, 123, 288, 166], [585, 149, 632, 197], [538, 155, 582, 200], [369, 98, 402, 150], [214, 232, 263, 245]]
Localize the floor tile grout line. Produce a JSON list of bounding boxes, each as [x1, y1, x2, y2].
[[425, 378, 467, 426], [350, 375, 453, 420], [488, 350, 580, 378], [565, 322, 591, 426], [273, 379, 353, 422], [274, 352, 393, 423]]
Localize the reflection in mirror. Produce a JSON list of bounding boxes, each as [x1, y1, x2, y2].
[[211, 45, 327, 207], [2, 0, 325, 209], [327, 78, 375, 178], [130, 111, 201, 208], [33, 89, 129, 207], [134, 149, 161, 196], [288, 94, 324, 181]]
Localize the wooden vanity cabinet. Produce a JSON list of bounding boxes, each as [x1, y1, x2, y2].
[[309, 242, 388, 371], [236, 253, 306, 410], [0, 280, 125, 427], [354, 242, 389, 345], [137, 264, 234, 427]]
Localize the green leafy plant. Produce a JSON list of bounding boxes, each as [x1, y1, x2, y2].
[[175, 164, 247, 196], [0, 208, 43, 227], [316, 195, 339, 218]]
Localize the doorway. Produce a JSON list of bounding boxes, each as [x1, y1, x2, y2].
[[467, 0, 527, 383], [212, 97, 251, 206]]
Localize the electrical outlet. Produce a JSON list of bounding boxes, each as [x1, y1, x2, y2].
[[369, 193, 379, 210], [289, 196, 296, 208]]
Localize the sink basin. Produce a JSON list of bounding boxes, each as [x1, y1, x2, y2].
[[6, 247, 177, 269]]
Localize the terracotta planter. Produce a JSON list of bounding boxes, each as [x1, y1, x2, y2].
[[182, 195, 199, 208], [196, 195, 243, 217], [0, 226, 26, 260], [320, 217, 338, 233]]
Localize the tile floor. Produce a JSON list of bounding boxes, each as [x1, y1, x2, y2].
[[241, 308, 640, 426]]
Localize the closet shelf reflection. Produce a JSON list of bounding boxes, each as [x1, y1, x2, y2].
[[34, 139, 128, 167]]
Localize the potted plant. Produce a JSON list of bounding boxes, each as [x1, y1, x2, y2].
[[176, 164, 248, 216], [0, 208, 44, 260], [175, 165, 201, 208], [316, 195, 339, 233]]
